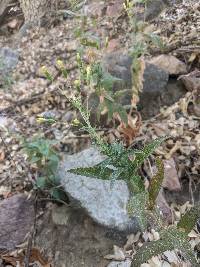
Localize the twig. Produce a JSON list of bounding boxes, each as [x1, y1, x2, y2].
[[38, 197, 68, 206]]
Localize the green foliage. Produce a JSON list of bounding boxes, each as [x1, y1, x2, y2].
[[69, 98, 164, 191], [128, 192, 148, 231], [148, 158, 164, 210], [76, 51, 129, 124], [124, 0, 166, 98], [66, 98, 200, 266], [38, 1, 198, 264], [68, 0, 85, 12], [23, 136, 68, 202], [132, 227, 198, 267], [177, 205, 200, 234]]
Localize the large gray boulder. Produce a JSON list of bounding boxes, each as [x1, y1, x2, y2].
[[102, 52, 186, 119], [58, 147, 140, 233], [102, 52, 169, 119]]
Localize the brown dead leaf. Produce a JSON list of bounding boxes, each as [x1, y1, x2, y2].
[[1, 248, 51, 267], [104, 245, 125, 261], [1, 254, 23, 266], [0, 149, 5, 162], [117, 111, 141, 145], [30, 248, 51, 267]]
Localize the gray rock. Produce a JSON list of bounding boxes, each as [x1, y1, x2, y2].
[[0, 47, 19, 74], [103, 53, 133, 92], [137, 62, 169, 118], [145, 0, 168, 21], [103, 53, 169, 93], [36, 205, 123, 267], [0, 194, 34, 251], [136, 0, 182, 21], [102, 52, 169, 118], [102, 52, 186, 119], [59, 147, 139, 233], [107, 260, 131, 267]]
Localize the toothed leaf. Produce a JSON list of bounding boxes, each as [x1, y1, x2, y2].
[[130, 137, 166, 170], [177, 205, 200, 234], [148, 158, 164, 210], [132, 227, 198, 267], [127, 192, 148, 231], [69, 165, 112, 180]]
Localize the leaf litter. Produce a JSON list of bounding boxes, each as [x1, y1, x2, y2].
[[0, 0, 200, 266]]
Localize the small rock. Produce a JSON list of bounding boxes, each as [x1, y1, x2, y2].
[[156, 191, 172, 224], [0, 47, 19, 75], [103, 52, 133, 91], [163, 158, 181, 191], [105, 245, 126, 261], [143, 62, 169, 92], [83, 2, 106, 18], [144, 0, 167, 21], [59, 147, 140, 233], [107, 260, 131, 267], [106, 0, 124, 18], [149, 55, 187, 75], [62, 111, 74, 122], [106, 39, 121, 53], [0, 194, 34, 251], [134, 0, 181, 21]]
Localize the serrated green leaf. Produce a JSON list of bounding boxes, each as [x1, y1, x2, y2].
[[128, 175, 145, 193], [131, 137, 166, 170], [69, 165, 112, 180], [132, 227, 198, 267], [131, 236, 174, 267], [127, 192, 148, 231], [177, 205, 200, 234], [148, 158, 164, 210]]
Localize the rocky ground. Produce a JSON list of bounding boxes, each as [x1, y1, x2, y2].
[[0, 0, 200, 266]]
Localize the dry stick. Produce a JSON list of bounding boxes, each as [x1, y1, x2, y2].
[[24, 192, 38, 267]]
